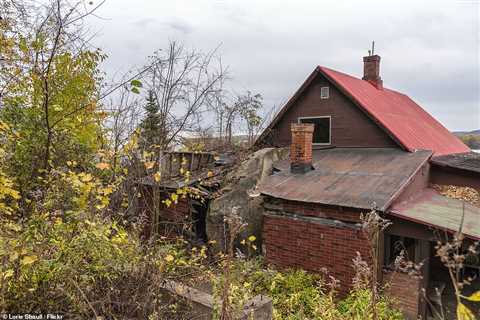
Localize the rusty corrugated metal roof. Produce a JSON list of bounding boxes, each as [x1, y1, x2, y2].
[[390, 188, 480, 240], [431, 152, 480, 174], [258, 148, 432, 210]]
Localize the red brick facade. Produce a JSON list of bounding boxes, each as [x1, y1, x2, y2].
[[263, 198, 371, 296], [158, 194, 190, 223], [290, 123, 314, 173], [383, 270, 422, 320], [362, 54, 383, 89], [138, 186, 191, 239]]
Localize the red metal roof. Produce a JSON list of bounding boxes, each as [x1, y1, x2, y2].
[[319, 66, 470, 156], [256, 66, 470, 156]]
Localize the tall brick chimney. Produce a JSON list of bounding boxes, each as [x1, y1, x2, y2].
[[290, 123, 314, 174], [363, 54, 383, 90]]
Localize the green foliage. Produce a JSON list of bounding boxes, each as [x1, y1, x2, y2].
[[259, 269, 334, 320], [0, 4, 405, 319], [1, 213, 137, 312], [212, 259, 403, 320], [338, 289, 404, 320], [237, 91, 263, 129], [139, 90, 163, 152], [0, 121, 21, 215], [1, 7, 106, 198], [1, 47, 105, 196], [460, 134, 480, 149], [0, 167, 136, 312], [130, 79, 143, 88]]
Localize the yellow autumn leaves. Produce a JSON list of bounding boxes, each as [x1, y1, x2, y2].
[[159, 244, 209, 274], [457, 291, 480, 320], [60, 170, 114, 211], [3, 250, 38, 280], [95, 162, 110, 170], [0, 120, 21, 215], [240, 235, 257, 251], [162, 190, 186, 208]]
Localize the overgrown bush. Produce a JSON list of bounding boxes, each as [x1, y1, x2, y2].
[[210, 257, 403, 320], [338, 289, 403, 320]]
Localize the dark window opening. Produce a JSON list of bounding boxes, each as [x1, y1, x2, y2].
[[299, 117, 331, 144], [384, 234, 416, 268], [191, 199, 208, 243]]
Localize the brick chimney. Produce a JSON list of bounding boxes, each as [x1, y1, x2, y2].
[[362, 55, 383, 90], [290, 123, 314, 174]]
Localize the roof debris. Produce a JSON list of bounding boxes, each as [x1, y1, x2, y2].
[[431, 184, 479, 207]]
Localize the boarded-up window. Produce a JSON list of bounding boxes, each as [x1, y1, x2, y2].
[[299, 117, 331, 144]]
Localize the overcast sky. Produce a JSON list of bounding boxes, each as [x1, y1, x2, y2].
[[88, 0, 480, 131]]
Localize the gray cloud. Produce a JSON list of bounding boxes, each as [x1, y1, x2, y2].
[[89, 0, 480, 131], [163, 19, 193, 34], [132, 18, 156, 28]]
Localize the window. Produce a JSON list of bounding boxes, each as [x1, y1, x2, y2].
[[320, 86, 330, 99], [384, 234, 417, 268], [298, 117, 331, 145]]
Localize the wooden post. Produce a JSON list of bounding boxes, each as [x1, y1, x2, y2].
[[415, 239, 430, 320], [153, 186, 160, 235]]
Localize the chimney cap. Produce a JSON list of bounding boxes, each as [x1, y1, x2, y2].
[[362, 53, 383, 90], [363, 54, 381, 61]]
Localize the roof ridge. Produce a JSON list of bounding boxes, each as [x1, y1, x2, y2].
[[256, 64, 470, 156]]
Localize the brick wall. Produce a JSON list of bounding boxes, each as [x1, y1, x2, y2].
[[138, 186, 191, 239], [383, 270, 421, 319], [262, 198, 370, 296], [278, 199, 362, 223], [158, 193, 190, 223], [290, 123, 314, 173]]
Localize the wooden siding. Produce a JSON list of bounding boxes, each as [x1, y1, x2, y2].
[[430, 164, 480, 191], [390, 162, 431, 207], [266, 74, 397, 148]]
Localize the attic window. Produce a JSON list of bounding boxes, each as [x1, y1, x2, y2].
[[320, 86, 330, 99], [298, 116, 331, 145]]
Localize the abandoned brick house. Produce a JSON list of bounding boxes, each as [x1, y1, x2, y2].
[[137, 53, 480, 319], [254, 54, 480, 319]]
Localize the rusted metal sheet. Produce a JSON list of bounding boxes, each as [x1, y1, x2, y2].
[[258, 148, 432, 210], [390, 188, 480, 240], [431, 152, 480, 174], [138, 166, 223, 190]]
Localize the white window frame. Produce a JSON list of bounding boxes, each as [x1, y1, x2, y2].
[[320, 86, 330, 99], [298, 116, 332, 146]]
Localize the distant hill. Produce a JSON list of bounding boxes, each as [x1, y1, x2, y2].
[[454, 129, 480, 149], [453, 129, 480, 136]]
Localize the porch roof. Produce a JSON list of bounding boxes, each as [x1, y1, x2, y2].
[[390, 188, 480, 240]]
